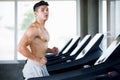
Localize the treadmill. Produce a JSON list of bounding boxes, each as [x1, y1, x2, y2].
[[87, 34, 120, 80], [46, 37, 73, 58], [47, 33, 104, 74], [28, 34, 120, 80], [47, 36, 80, 62], [65, 34, 120, 80], [47, 35, 91, 66]]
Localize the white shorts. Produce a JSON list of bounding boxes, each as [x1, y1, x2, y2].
[[22, 59, 49, 80]]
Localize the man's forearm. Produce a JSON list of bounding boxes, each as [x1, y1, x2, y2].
[[18, 46, 36, 61], [46, 48, 52, 53]]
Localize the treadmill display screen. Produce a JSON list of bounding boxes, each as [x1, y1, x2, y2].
[[94, 35, 120, 65], [70, 35, 91, 56], [76, 33, 103, 60], [62, 36, 80, 54]]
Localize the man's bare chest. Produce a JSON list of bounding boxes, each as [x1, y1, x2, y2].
[[37, 28, 49, 42]]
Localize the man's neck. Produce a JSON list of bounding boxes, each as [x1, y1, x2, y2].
[[35, 19, 46, 27]]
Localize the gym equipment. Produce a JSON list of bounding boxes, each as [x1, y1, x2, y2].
[[47, 33, 104, 74], [47, 36, 80, 62], [46, 38, 73, 58], [47, 35, 91, 66]]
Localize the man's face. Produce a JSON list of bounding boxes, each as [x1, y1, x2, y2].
[[35, 5, 49, 21]]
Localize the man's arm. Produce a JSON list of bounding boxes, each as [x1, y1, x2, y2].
[[46, 47, 59, 54], [17, 27, 37, 61]]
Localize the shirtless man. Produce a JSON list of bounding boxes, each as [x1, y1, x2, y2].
[[17, 1, 59, 79]]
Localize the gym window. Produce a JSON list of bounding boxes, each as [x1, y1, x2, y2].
[[0, 0, 77, 61]]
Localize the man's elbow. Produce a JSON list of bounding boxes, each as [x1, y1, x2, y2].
[[17, 45, 24, 53]]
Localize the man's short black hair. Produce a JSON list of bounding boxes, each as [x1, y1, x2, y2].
[[33, 0, 49, 11]]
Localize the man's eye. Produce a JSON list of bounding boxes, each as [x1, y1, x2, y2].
[[46, 8, 49, 11]]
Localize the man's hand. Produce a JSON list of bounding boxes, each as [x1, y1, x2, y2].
[[35, 57, 47, 66], [51, 47, 59, 54], [46, 47, 59, 55]]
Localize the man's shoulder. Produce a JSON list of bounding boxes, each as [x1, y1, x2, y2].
[[24, 25, 37, 35], [27, 23, 37, 31]]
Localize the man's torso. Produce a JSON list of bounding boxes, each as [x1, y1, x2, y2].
[[28, 23, 50, 58]]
